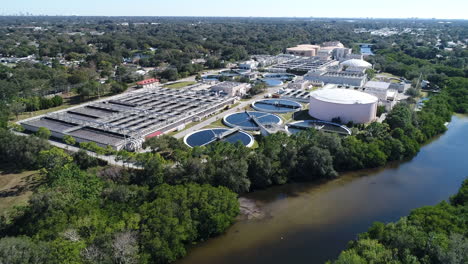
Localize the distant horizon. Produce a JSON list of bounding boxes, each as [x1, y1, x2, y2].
[[1, 15, 467, 21], [3, 0, 467, 20]]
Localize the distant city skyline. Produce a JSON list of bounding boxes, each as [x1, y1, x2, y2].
[[2, 0, 468, 20]]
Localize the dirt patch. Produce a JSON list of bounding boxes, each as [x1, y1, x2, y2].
[[238, 197, 265, 220], [0, 170, 40, 214]]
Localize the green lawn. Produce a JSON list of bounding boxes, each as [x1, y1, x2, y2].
[[0, 170, 40, 215], [164, 81, 197, 89], [204, 118, 227, 129]]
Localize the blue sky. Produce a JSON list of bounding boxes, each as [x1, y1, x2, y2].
[[2, 0, 467, 19]]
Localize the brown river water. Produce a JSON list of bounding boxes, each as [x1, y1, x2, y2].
[[178, 115, 468, 264]]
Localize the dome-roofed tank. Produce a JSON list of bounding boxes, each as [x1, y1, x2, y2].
[[340, 59, 372, 68]]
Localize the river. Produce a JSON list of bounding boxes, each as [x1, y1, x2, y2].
[[178, 115, 468, 264]]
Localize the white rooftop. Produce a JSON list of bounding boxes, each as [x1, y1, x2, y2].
[[311, 88, 378, 104], [364, 81, 391, 90], [340, 59, 372, 68]]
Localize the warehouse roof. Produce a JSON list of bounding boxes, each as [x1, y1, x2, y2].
[[311, 88, 378, 104]]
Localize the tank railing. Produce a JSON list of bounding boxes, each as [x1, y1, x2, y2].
[[255, 101, 299, 109], [201, 127, 242, 147]]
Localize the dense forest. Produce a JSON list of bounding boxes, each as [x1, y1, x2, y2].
[[0, 17, 467, 264], [1, 17, 467, 124]]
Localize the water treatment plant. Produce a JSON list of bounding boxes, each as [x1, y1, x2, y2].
[[21, 87, 236, 150], [183, 128, 254, 148]]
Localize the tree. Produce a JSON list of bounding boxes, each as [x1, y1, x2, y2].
[[450, 178, 468, 206], [295, 146, 338, 180], [139, 184, 238, 263], [10, 101, 26, 120], [110, 82, 128, 94], [405, 87, 420, 97], [36, 127, 51, 139], [50, 95, 63, 107], [0, 237, 52, 264], [377, 105, 386, 117], [38, 147, 73, 170], [249, 83, 267, 95], [63, 135, 76, 146], [112, 231, 140, 264], [72, 150, 101, 169], [159, 68, 179, 81]]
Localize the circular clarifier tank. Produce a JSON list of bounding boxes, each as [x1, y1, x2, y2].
[[286, 120, 352, 135], [252, 99, 302, 113], [262, 79, 284, 87], [223, 111, 282, 131], [184, 128, 254, 148]]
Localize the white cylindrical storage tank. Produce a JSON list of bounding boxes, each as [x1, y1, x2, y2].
[[309, 89, 378, 124]]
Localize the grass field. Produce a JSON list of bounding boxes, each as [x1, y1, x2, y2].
[[164, 81, 197, 89], [0, 170, 40, 215]]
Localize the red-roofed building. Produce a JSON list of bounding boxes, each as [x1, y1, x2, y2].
[[145, 131, 163, 139], [136, 78, 160, 88]]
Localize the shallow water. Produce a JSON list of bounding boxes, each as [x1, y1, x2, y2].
[[179, 115, 468, 264]]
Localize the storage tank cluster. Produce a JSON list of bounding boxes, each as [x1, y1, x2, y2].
[[308, 88, 378, 124]]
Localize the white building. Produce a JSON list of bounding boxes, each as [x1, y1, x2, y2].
[[238, 60, 259, 70], [309, 89, 378, 124], [363, 81, 391, 101], [304, 70, 367, 87], [288, 80, 311, 90], [210, 82, 251, 97]]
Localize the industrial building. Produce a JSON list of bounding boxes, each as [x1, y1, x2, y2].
[[363, 81, 395, 101], [268, 57, 337, 72], [136, 78, 159, 88], [287, 80, 311, 90], [285, 41, 362, 62], [308, 88, 378, 124], [21, 88, 235, 150], [210, 81, 251, 97], [238, 60, 259, 70], [303, 59, 372, 87], [286, 44, 320, 57], [304, 70, 367, 87]]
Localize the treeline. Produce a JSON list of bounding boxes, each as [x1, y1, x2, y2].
[[329, 178, 468, 264], [0, 131, 239, 264], [21, 95, 63, 111]]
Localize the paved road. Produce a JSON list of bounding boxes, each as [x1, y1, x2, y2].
[[173, 87, 279, 139]]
